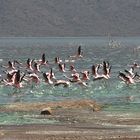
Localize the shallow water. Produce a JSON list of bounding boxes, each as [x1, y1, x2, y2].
[[0, 36, 140, 125]]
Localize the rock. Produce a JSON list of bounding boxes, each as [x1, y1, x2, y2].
[[40, 107, 52, 115]]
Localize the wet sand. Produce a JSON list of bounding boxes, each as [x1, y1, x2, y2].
[[0, 100, 140, 140]]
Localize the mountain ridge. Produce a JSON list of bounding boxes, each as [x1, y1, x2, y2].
[[0, 0, 140, 37]]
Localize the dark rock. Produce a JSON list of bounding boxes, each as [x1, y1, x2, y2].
[[40, 107, 52, 115]]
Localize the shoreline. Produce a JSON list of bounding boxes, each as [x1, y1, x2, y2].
[[0, 99, 140, 139], [0, 114, 140, 140], [0, 123, 140, 140]]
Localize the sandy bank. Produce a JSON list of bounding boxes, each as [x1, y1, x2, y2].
[[0, 99, 140, 139]]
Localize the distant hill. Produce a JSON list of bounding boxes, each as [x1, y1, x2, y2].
[[0, 0, 140, 37]]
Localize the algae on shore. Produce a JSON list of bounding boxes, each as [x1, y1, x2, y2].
[[1, 99, 102, 112]]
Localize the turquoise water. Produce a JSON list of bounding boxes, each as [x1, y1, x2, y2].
[[0, 37, 140, 125]]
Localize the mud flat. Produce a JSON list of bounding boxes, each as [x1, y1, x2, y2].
[[0, 99, 140, 140]]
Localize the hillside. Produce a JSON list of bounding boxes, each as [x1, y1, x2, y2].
[[0, 0, 140, 36]]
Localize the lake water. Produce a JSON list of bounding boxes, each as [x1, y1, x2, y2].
[[0, 36, 140, 125]]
